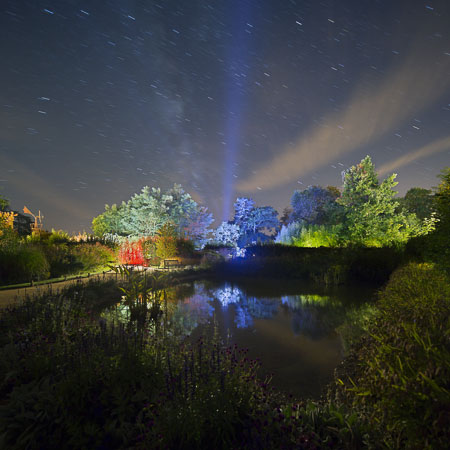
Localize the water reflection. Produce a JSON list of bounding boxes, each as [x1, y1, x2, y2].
[[101, 279, 374, 398]]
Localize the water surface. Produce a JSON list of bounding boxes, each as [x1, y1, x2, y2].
[[105, 278, 376, 399]]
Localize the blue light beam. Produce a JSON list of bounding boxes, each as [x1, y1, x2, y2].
[[221, 1, 254, 222]]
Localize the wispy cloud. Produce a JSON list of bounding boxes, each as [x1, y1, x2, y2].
[[378, 135, 450, 177], [237, 50, 450, 192]]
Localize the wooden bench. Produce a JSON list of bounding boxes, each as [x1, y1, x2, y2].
[[163, 259, 182, 269]]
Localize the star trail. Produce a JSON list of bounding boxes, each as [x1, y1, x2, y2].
[[1, 0, 449, 232]]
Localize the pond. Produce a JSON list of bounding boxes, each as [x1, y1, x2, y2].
[[102, 277, 377, 399]]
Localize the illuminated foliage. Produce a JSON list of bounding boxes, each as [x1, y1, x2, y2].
[[213, 222, 240, 246], [118, 239, 146, 266], [275, 221, 304, 245], [183, 205, 214, 249], [233, 197, 255, 232], [92, 184, 213, 248], [230, 197, 280, 246], [338, 156, 435, 246], [246, 206, 279, 234], [292, 224, 343, 248], [0, 211, 17, 230], [155, 223, 178, 260]]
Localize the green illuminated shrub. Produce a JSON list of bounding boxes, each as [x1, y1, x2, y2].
[[70, 243, 115, 272], [292, 224, 343, 247]]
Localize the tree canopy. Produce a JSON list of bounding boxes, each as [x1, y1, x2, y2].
[[290, 185, 341, 225], [337, 156, 435, 246], [232, 197, 279, 246], [398, 187, 435, 221], [92, 184, 213, 248]]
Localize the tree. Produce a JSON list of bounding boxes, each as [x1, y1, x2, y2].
[[92, 203, 127, 237], [279, 207, 292, 226], [246, 206, 280, 234], [213, 222, 240, 246], [183, 205, 214, 249], [155, 223, 178, 260], [338, 156, 435, 246], [233, 197, 255, 233], [92, 184, 214, 248], [230, 197, 280, 246], [398, 187, 435, 220], [290, 186, 341, 225]]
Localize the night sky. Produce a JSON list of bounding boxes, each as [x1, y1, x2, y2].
[[1, 0, 449, 233]]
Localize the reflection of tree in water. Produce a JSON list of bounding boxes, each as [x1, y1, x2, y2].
[[282, 295, 347, 340], [215, 285, 242, 307], [234, 305, 253, 329], [100, 282, 368, 340], [212, 285, 279, 329], [243, 296, 278, 320], [170, 283, 214, 337]]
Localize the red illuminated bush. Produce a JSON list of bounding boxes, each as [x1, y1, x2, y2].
[[118, 239, 146, 265]]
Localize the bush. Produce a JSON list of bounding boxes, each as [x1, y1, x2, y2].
[[332, 263, 450, 448], [118, 239, 145, 265], [40, 243, 74, 277], [292, 224, 344, 247], [71, 242, 115, 272], [275, 221, 304, 245], [0, 244, 50, 284], [47, 229, 71, 245]]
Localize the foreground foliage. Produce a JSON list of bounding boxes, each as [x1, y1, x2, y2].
[[0, 262, 448, 449], [0, 274, 322, 449], [331, 262, 450, 448]]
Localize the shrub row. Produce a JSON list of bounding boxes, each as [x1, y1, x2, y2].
[[213, 244, 405, 285], [0, 242, 115, 285]]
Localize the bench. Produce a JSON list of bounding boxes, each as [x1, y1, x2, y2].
[[163, 259, 182, 269]]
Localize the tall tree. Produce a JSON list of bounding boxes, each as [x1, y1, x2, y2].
[[183, 205, 214, 249], [246, 206, 280, 234], [229, 197, 280, 246], [338, 156, 434, 246]]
